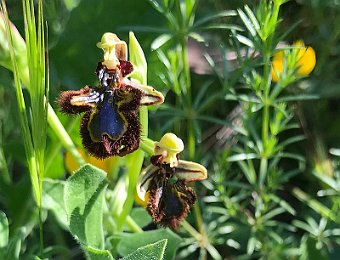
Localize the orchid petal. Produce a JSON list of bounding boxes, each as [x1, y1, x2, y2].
[[136, 164, 159, 202], [175, 160, 208, 182], [125, 79, 164, 105]]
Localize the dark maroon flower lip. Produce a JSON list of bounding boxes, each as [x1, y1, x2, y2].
[[146, 174, 197, 230], [137, 134, 207, 230], [57, 57, 164, 159]]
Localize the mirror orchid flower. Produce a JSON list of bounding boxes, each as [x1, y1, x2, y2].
[[57, 33, 164, 159], [137, 133, 207, 230]]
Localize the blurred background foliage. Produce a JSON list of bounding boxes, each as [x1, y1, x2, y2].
[[2, 0, 340, 259]]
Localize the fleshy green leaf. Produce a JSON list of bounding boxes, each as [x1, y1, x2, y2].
[[126, 208, 152, 229], [83, 245, 114, 260], [42, 179, 68, 229], [117, 229, 182, 260], [122, 239, 167, 260], [64, 164, 108, 249]]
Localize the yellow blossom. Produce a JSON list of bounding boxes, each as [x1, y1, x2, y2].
[[64, 148, 118, 174], [271, 40, 316, 82]]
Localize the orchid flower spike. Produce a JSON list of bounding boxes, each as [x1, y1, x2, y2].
[[137, 133, 207, 230], [57, 33, 164, 158]]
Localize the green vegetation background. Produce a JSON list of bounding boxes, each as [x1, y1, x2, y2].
[[1, 0, 340, 259]]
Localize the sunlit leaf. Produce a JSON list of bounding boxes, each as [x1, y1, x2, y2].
[[42, 179, 68, 229], [122, 239, 167, 260], [117, 229, 182, 260], [64, 164, 108, 248], [0, 211, 8, 248], [83, 245, 114, 260]]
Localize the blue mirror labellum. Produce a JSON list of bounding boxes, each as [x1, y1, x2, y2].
[[57, 60, 164, 159]]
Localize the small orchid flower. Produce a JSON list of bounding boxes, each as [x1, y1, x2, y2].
[[57, 33, 164, 159], [137, 133, 207, 230]]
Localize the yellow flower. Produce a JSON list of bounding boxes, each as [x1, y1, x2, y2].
[[271, 40, 316, 82], [64, 148, 118, 174]]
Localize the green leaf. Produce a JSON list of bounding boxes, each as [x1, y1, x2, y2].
[[237, 8, 257, 37], [64, 164, 108, 249], [5, 227, 25, 259], [42, 179, 68, 229], [83, 245, 114, 260], [151, 34, 173, 50], [63, 0, 82, 11], [122, 239, 167, 260], [292, 188, 337, 222], [126, 208, 152, 229], [227, 153, 258, 162], [300, 236, 327, 260], [117, 229, 182, 260], [276, 94, 319, 102], [0, 211, 8, 248], [129, 32, 147, 85], [193, 10, 237, 28]]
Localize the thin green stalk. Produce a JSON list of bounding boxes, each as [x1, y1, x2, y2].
[[181, 220, 221, 260], [47, 104, 85, 166], [181, 36, 191, 97], [259, 157, 268, 188], [116, 149, 144, 231], [176, 8, 207, 252], [0, 148, 10, 183], [117, 32, 147, 231], [22, 0, 47, 255], [193, 203, 204, 232], [259, 0, 282, 188], [181, 220, 202, 241], [45, 117, 79, 173], [126, 216, 143, 233], [188, 121, 196, 160], [2, 0, 48, 255], [140, 137, 154, 155]]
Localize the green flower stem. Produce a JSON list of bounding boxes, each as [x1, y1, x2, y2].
[[116, 32, 148, 231], [259, 1, 282, 188], [47, 104, 85, 166], [259, 157, 268, 188], [188, 121, 196, 160], [181, 36, 191, 97], [181, 220, 221, 260], [140, 137, 154, 155], [117, 149, 144, 232], [180, 40, 205, 242], [0, 144, 10, 184], [260, 43, 273, 189], [126, 216, 143, 233], [45, 117, 79, 174], [177, 19, 207, 252], [181, 220, 202, 241]]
